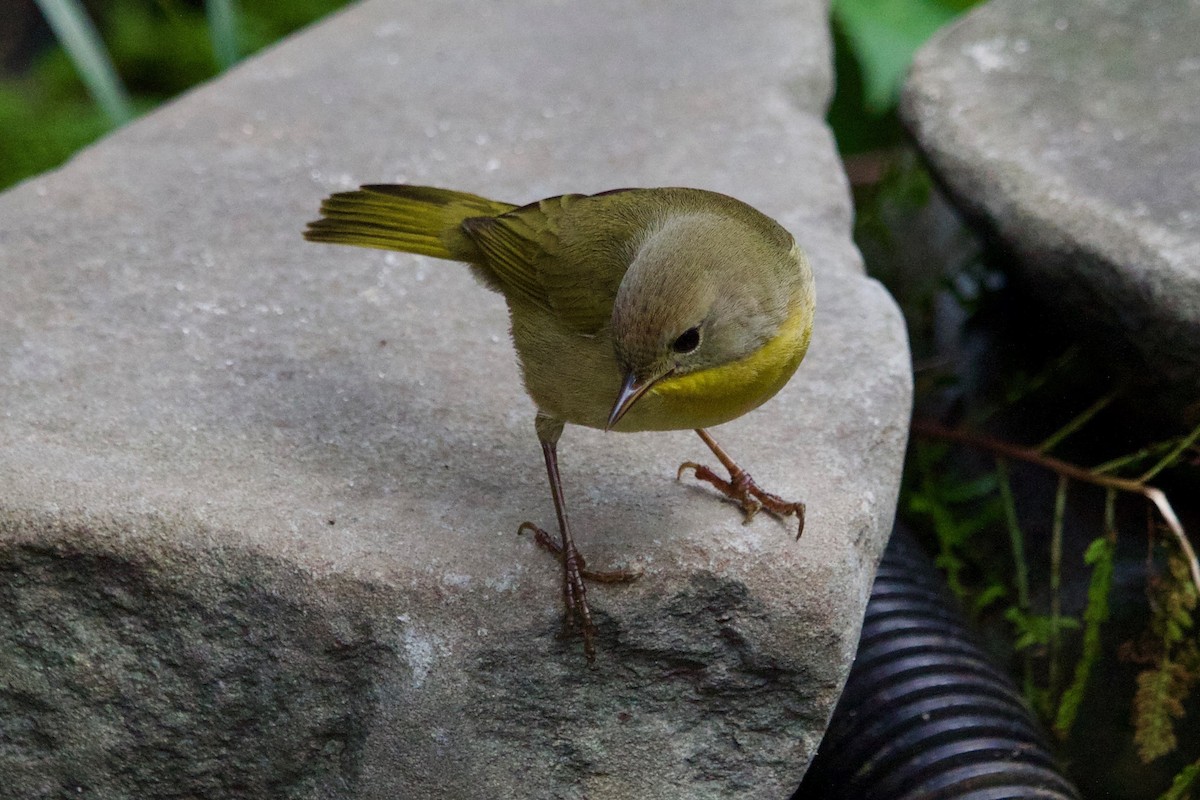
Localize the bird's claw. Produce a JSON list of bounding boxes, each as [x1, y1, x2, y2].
[[677, 462, 806, 539], [518, 522, 641, 662]]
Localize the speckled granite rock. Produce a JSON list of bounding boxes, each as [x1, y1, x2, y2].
[[0, 0, 911, 797], [902, 0, 1200, 420]]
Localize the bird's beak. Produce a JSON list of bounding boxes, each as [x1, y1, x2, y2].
[[606, 370, 662, 431]]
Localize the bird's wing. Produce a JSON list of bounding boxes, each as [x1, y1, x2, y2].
[[460, 206, 559, 315], [463, 191, 644, 335]]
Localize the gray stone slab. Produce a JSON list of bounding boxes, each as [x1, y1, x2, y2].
[[0, 0, 911, 797], [902, 0, 1200, 420]]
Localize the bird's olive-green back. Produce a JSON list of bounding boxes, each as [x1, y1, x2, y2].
[[466, 188, 794, 335], [305, 185, 795, 337]]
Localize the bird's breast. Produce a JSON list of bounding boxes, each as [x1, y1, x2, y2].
[[508, 303, 625, 429], [509, 292, 812, 433]]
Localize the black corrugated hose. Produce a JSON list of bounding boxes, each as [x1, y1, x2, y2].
[[796, 525, 1081, 800]]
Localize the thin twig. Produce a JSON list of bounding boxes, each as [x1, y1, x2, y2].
[[912, 418, 1200, 594]]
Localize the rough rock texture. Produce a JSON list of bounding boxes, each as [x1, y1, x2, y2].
[[0, 1, 911, 797], [902, 0, 1200, 421]]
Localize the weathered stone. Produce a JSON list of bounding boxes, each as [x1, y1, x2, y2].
[[902, 0, 1200, 420], [0, 0, 911, 797]]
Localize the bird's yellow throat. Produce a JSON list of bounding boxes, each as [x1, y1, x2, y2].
[[634, 295, 813, 431]]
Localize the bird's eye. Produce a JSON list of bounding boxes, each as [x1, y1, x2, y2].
[[672, 326, 701, 354]]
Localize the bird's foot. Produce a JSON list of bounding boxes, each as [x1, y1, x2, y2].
[[677, 461, 806, 539], [517, 522, 641, 662]]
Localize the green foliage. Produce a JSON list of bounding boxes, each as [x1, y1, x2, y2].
[[827, 0, 985, 153], [996, 460, 1030, 608], [33, 0, 133, 123], [832, 0, 971, 113], [103, 1, 225, 95], [1055, 526, 1116, 737], [906, 443, 1002, 602], [0, 82, 114, 189], [1158, 756, 1200, 800], [1134, 656, 1197, 764], [1160, 554, 1199, 650], [0, 0, 353, 190], [898, 344, 1199, 795], [1140, 423, 1200, 483], [1129, 552, 1200, 764], [1006, 606, 1080, 654], [1036, 391, 1117, 454]]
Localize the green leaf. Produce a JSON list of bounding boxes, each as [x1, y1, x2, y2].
[[1158, 756, 1200, 800], [1007, 608, 1079, 651], [831, 0, 967, 113], [972, 582, 1007, 615], [1055, 533, 1116, 739]]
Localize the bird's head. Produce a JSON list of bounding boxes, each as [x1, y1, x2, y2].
[[606, 209, 801, 429]]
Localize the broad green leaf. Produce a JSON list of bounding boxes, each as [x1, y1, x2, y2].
[[832, 0, 968, 113]]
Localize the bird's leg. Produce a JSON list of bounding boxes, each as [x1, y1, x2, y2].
[[677, 427, 806, 539], [518, 415, 639, 662]]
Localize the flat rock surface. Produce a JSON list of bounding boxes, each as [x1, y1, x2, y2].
[[0, 1, 911, 798], [902, 0, 1200, 420]]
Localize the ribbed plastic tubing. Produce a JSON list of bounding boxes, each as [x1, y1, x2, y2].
[[797, 527, 1081, 800]]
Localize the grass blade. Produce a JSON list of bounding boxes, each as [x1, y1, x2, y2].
[[33, 0, 133, 125], [205, 0, 241, 70], [1139, 418, 1200, 482]]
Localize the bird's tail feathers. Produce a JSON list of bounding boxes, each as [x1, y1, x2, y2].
[[304, 184, 515, 261]]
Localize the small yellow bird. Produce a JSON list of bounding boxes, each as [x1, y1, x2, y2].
[[305, 185, 815, 660]]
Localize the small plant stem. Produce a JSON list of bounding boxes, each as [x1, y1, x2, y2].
[[1139, 418, 1200, 483], [997, 458, 1035, 695], [1094, 439, 1180, 475], [1037, 391, 1118, 454], [996, 459, 1031, 610], [1048, 475, 1068, 703], [912, 418, 1200, 595]]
